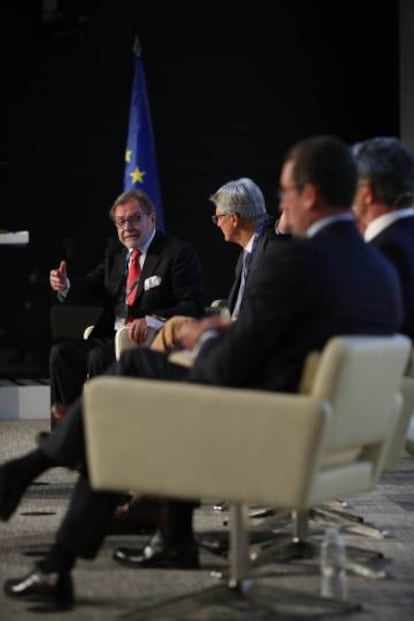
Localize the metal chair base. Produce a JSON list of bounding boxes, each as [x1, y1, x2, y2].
[[120, 579, 362, 620]]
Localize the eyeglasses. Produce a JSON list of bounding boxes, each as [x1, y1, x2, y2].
[[114, 213, 145, 229], [211, 213, 232, 225]]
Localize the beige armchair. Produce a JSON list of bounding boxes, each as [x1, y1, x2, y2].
[[83, 325, 135, 361], [245, 350, 414, 548], [83, 334, 411, 617], [404, 349, 414, 457]]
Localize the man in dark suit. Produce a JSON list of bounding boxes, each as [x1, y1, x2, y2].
[[352, 136, 414, 341], [150, 177, 274, 354], [48, 188, 205, 425], [0, 136, 403, 609]]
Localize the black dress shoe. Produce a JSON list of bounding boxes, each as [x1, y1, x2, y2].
[[113, 531, 199, 569], [4, 566, 73, 610], [0, 461, 27, 521]]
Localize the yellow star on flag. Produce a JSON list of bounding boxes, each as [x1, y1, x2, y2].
[[130, 166, 146, 184], [125, 149, 132, 163]]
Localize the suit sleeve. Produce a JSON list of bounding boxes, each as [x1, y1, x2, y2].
[[59, 263, 107, 303], [154, 242, 205, 319], [189, 240, 305, 387]]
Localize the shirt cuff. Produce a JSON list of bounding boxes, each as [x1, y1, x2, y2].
[[57, 280, 70, 302]]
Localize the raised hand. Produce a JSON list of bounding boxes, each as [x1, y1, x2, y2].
[[50, 260, 69, 292]]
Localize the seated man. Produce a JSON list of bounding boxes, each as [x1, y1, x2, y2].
[[48, 188, 205, 426], [352, 136, 414, 341], [150, 177, 279, 354], [0, 135, 403, 610]]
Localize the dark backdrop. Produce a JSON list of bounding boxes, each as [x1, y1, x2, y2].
[[3, 0, 400, 376]]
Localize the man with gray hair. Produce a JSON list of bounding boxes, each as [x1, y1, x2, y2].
[[209, 177, 269, 320], [149, 177, 273, 354]]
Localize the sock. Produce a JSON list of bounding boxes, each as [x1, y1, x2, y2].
[[38, 544, 76, 574], [161, 500, 195, 544]]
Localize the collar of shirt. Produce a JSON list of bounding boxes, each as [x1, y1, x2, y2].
[[306, 213, 354, 238], [244, 232, 256, 254], [364, 207, 414, 242]]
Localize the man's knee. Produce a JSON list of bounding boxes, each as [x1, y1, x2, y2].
[[87, 346, 111, 377]]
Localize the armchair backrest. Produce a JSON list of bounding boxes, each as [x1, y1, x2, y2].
[[309, 336, 411, 454]]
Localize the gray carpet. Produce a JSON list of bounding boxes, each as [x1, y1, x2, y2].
[[0, 420, 413, 620]]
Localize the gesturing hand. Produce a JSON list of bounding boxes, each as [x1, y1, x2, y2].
[[50, 260, 69, 292], [128, 317, 149, 345]]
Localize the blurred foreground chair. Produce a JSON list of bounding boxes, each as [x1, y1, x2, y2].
[[404, 349, 414, 457], [83, 334, 410, 618], [244, 348, 414, 551]]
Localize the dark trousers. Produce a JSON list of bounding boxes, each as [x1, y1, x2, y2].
[[41, 348, 194, 559], [49, 337, 115, 406]]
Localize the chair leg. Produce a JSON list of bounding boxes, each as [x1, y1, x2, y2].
[[311, 505, 389, 539], [228, 502, 250, 587]]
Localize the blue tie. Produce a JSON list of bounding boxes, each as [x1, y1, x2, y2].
[[231, 218, 268, 320], [231, 250, 251, 321]]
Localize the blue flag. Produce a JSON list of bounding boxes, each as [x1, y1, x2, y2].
[[124, 44, 165, 231]]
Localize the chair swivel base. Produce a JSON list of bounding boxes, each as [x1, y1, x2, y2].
[[248, 506, 388, 540], [118, 578, 362, 620], [310, 506, 389, 539]]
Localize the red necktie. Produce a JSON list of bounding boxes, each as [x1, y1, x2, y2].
[[126, 249, 141, 307]]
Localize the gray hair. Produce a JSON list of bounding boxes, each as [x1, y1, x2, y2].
[[209, 177, 267, 220], [352, 137, 414, 208]]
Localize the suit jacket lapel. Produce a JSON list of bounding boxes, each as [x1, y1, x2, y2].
[[133, 231, 164, 302], [227, 252, 243, 313], [109, 246, 128, 296]]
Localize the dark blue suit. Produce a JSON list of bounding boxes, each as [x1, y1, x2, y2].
[[369, 215, 414, 340]]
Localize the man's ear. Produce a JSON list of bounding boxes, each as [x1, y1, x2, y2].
[[361, 182, 374, 206], [302, 183, 318, 211]]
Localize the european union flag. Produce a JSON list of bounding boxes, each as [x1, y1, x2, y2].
[[124, 38, 165, 231]]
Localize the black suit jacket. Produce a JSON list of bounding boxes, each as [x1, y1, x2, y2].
[[369, 215, 414, 340], [62, 231, 205, 337], [190, 220, 403, 392], [226, 219, 284, 314]]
